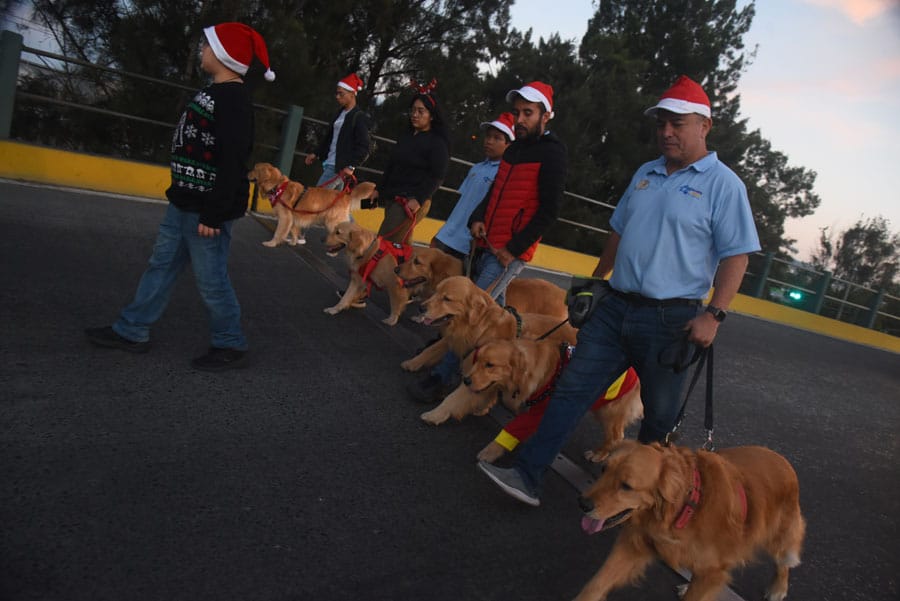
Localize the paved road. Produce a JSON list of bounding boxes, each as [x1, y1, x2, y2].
[[1, 181, 898, 601]]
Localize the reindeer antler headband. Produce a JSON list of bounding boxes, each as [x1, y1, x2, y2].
[[410, 77, 438, 95], [410, 77, 438, 110]]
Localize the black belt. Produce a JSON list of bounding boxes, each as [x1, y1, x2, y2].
[[612, 288, 701, 308]]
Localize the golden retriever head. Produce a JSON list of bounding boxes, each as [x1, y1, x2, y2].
[[463, 340, 522, 395], [323, 221, 376, 258], [394, 247, 463, 295], [418, 275, 491, 327], [247, 162, 286, 193], [577, 441, 691, 535]]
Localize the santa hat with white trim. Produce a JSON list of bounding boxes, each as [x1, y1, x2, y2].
[[506, 81, 554, 119], [203, 22, 275, 82], [480, 112, 515, 141], [338, 73, 364, 93], [644, 75, 711, 118]]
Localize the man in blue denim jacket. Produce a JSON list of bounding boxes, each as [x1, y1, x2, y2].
[[479, 75, 761, 506]]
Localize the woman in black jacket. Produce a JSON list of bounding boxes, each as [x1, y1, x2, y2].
[[376, 80, 450, 244]]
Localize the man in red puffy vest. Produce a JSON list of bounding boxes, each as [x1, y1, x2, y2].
[[407, 81, 568, 404], [468, 80, 568, 304]]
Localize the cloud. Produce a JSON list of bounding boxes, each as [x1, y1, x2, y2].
[[802, 0, 899, 25]]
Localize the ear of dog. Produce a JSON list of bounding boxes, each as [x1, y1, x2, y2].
[[654, 448, 691, 521]]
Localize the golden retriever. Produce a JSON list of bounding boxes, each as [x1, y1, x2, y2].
[[401, 275, 577, 372], [248, 162, 376, 247], [575, 440, 805, 601], [394, 246, 569, 319], [322, 222, 410, 326], [420, 338, 642, 462]]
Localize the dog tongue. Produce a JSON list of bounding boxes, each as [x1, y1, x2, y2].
[[581, 516, 606, 535]]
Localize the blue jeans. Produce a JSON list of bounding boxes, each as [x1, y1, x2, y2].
[[316, 164, 345, 190], [431, 251, 526, 384], [514, 294, 700, 492], [113, 203, 247, 350]]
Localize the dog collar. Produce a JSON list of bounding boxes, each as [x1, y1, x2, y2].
[[673, 468, 748, 530], [504, 305, 523, 338], [674, 468, 702, 529]]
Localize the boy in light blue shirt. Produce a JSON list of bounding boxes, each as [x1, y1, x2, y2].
[[406, 113, 514, 403], [430, 113, 515, 259]]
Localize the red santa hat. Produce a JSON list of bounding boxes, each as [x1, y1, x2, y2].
[[203, 22, 275, 82], [644, 75, 711, 118], [480, 112, 516, 141], [506, 81, 554, 119], [338, 73, 364, 93]]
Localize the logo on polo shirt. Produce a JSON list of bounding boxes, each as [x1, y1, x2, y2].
[[636, 179, 649, 190], [678, 185, 702, 200]]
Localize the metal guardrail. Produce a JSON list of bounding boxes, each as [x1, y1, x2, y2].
[[0, 30, 896, 335]]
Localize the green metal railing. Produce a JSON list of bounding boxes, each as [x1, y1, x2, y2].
[[1, 29, 896, 335]]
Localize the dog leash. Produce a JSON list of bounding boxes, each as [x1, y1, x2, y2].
[[535, 318, 570, 341], [666, 344, 715, 450]]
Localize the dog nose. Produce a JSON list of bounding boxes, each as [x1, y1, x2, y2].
[[463, 376, 471, 386], [418, 303, 427, 314], [578, 496, 594, 513], [320, 236, 327, 244], [394, 266, 401, 275]]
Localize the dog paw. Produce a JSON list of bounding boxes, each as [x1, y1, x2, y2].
[[584, 449, 609, 463], [476, 442, 506, 463], [262, 240, 278, 248], [323, 306, 341, 315], [400, 359, 420, 372], [420, 410, 448, 425], [382, 316, 399, 326]]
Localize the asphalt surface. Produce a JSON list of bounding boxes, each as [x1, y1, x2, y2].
[[1, 180, 898, 601]]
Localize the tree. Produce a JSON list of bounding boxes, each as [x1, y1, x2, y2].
[[811, 216, 900, 291]]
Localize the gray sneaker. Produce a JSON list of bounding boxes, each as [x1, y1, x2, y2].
[[477, 461, 540, 506]]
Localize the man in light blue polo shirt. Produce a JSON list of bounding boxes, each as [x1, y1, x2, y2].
[[479, 75, 761, 506]]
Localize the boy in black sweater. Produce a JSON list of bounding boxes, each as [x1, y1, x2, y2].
[[86, 22, 275, 371]]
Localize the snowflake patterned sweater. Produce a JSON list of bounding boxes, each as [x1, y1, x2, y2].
[[166, 81, 254, 228]]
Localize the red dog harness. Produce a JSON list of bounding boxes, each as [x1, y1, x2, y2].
[[266, 180, 291, 208], [358, 237, 413, 295]]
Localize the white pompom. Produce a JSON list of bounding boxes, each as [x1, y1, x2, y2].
[[264, 69, 275, 82]]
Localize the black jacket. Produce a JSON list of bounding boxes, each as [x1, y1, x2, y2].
[[315, 106, 371, 171], [379, 129, 450, 202]]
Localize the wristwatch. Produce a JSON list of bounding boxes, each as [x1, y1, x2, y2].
[[705, 305, 727, 322]]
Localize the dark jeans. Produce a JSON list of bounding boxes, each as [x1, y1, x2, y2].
[[514, 293, 700, 492]]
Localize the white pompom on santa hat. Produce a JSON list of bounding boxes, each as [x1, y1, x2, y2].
[[203, 22, 276, 82], [337, 73, 364, 93]]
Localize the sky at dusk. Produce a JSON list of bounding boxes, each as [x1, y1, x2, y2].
[[510, 0, 900, 258]]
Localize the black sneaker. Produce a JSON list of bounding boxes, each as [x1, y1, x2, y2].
[[406, 373, 446, 404], [191, 347, 248, 371], [85, 326, 149, 354]]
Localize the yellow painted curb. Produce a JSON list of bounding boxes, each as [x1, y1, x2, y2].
[[2, 139, 896, 353]]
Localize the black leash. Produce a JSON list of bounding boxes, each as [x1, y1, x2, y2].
[[666, 344, 715, 450], [535, 317, 570, 341]]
